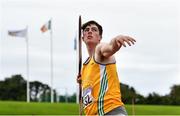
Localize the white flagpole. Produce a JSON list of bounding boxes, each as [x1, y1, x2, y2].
[[26, 26, 30, 103], [50, 19, 54, 103], [75, 31, 79, 104]]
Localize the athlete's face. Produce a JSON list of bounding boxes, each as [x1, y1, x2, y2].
[[82, 24, 101, 45]]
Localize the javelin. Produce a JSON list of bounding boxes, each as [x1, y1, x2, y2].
[[77, 15, 82, 116]]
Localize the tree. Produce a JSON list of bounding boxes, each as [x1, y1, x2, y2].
[[170, 85, 180, 105], [30, 81, 51, 102], [135, 94, 146, 104], [145, 92, 162, 104], [0, 74, 26, 101], [58, 93, 76, 103], [161, 95, 171, 105], [120, 83, 137, 104], [68, 93, 76, 102]]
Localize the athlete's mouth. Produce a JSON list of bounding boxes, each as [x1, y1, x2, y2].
[[87, 36, 93, 39]]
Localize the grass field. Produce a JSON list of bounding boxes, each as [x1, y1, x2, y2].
[[0, 101, 180, 115]]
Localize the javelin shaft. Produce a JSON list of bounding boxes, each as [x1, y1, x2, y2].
[[78, 15, 82, 116]]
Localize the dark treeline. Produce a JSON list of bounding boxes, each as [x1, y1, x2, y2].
[[0, 74, 76, 102], [0, 74, 179, 105], [120, 83, 180, 105]]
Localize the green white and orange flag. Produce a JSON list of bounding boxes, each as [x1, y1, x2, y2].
[[40, 20, 51, 33]]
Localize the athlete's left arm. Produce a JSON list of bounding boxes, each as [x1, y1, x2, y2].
[[97, 35, 136, 58]]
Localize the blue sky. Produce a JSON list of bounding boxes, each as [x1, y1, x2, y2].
[[0, 0, 180, 96]]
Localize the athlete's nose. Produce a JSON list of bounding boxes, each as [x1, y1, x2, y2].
[[88, 29, 92, 34]]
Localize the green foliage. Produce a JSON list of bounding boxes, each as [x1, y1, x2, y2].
[[170, 85, 180, 105], [120, 83, 136, 104], [0, 74, 26, 101], [30, 81, 53, 102], [120, 83, 180, 105], [59, 93, 76, 103], [145, 92, 162, 104]]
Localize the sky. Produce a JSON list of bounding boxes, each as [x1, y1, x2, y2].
[[0, 0, 180, 97]]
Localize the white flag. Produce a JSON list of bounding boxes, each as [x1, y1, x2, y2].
[[8, 28, 27, 38]]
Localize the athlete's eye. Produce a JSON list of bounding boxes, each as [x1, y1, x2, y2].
[[84, 28, 89, 32], [91, 27, 98, 32]]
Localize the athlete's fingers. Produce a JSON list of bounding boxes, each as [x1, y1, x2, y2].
[[77, 74, 82, 84], [123, 39, 132, 46]]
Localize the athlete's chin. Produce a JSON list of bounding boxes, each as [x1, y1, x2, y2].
[[86, 40, 97, 44], [85, 39, 93, 43]]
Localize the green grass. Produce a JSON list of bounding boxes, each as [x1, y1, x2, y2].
[[0, 101, 180, 115], [0, 101, 78, 115], [125, 104, 180, 115]]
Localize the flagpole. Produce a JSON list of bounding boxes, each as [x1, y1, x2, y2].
[[75, 32, 79, 104], [26, 26, 30, 103], [50, 19, 54, 103]]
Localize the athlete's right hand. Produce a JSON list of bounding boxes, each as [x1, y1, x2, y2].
[[77, 74, 82, 84]]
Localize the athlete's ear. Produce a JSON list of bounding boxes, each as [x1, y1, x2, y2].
[[99, 36, 102, 41], [82, 36, 84, 41]]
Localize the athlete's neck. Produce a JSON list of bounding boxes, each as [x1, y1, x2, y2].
[[86, 44, 96, 57]]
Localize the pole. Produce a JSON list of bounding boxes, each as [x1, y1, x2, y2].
[[75, 32, 79, 104], [65, 87, 68, 103], [26, 26, 30, 103], [132, 96, 135, 115], [78, 15, 82, 116], [50, 19, 54, 103]]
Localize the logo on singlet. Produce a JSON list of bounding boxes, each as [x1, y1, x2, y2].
[[82, 87, 94, 108]]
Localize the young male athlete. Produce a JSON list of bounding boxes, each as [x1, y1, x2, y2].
[[77, 20, 136, 115]]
